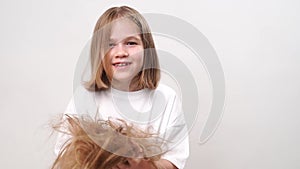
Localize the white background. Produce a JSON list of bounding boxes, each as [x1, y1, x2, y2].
[[0, 0, 299, 168]]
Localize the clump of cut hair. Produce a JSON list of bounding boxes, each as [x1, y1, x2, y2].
[[51, 114, 165, 169], [84, 6, 160, 91]]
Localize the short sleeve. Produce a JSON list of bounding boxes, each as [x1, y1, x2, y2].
[[157, 85, 190, 169]]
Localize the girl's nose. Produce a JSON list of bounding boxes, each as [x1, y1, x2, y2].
[[114, 44, 129, 58]]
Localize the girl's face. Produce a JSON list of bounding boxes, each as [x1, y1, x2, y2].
[[106, 18, 144, 90]]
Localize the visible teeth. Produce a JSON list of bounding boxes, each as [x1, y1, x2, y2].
[[115, 63, 129, 67]]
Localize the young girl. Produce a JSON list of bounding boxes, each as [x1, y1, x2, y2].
[[55, 6, 189, 169]]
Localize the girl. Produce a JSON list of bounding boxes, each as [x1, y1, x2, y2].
[[55, 6, 189, 169]]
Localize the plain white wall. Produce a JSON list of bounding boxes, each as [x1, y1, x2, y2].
[[0, 0, 299, 168]]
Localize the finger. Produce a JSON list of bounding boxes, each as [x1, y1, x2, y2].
[[117, 161, 130, 169], [127, 158, 141, 167], [111, 166, 120, 169]]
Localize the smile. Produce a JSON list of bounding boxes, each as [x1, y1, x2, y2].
[[113, 62, 131, 67]]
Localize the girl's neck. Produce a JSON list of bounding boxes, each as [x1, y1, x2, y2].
[[111, 81, 143, 92], [111, 84, 130, 91], [111, 76, 143, 92]]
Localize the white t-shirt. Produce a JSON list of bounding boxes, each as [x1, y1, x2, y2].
[[55, 84, 189, 169]]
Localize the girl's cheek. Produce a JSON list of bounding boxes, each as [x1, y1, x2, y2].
[[131, 47, 144, 56], [106, 50, 114, 59]]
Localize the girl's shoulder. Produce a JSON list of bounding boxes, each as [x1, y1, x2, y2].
[[155, 83, 179, 99], [156, 83, 177, 94]]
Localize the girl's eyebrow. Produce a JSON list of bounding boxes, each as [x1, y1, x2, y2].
[[125, 35, 141, 41], [110, 35, 142, 42]]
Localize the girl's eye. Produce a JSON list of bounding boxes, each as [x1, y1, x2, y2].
[[109, 43, 116, 47], [127, 41, 138, 46]]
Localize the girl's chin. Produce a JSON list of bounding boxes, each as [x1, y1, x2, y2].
[[111, 70, 136, 80], [111, 76, 133, 84]]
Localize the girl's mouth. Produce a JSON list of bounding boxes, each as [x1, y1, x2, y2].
[[112, 62, 131, 68]]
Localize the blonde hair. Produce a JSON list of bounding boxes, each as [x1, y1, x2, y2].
[[51, 115, 164, 169], [84, 6, 160, 91]]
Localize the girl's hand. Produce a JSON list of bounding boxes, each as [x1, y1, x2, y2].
[[112, 159, 177, 169], [112, 159, 155, 169]]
